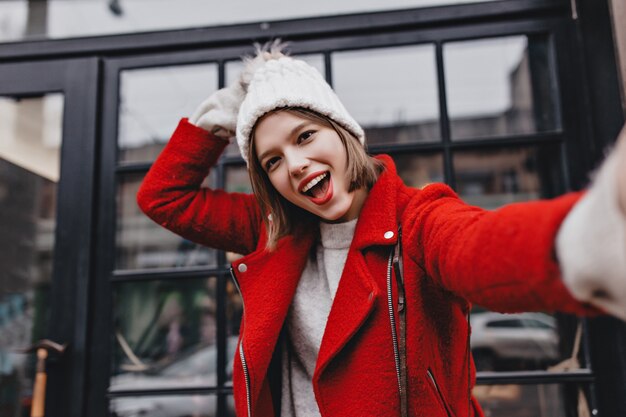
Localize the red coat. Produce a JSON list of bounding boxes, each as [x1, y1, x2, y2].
[[138, 119, 599, 417]]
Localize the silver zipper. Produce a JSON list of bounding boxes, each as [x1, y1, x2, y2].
[[230, 267, 252, 417], [427, 368, 452, 417], [386, 251, 403, 398]]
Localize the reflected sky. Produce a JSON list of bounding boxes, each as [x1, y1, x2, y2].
[[445, 36, 528, 118], [118, 64, 218, 151], [333, 45, 439, 126]]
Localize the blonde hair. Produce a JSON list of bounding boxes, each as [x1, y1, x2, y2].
[[248, 107, 384, 250]]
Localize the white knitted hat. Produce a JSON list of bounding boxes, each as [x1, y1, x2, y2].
[[236, 45, 364, 164]]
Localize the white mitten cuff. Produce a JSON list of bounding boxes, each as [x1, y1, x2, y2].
[[557, 151, 626, 320]]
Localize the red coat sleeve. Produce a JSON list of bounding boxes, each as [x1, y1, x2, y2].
[[404, 183, 601, 316], [136, 118, 263, 255]]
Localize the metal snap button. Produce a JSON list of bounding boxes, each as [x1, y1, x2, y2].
[[238, 263, 248, 273], [384, 231, 394, 239]]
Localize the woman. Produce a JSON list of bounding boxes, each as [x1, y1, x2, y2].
[[137, 42, 626, 417]]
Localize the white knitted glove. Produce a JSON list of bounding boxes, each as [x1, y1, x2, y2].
[[557, 124, 626, 321], [189, 83, 245, 141]]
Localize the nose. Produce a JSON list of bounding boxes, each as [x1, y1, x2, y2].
[[286, 151, 309, 179]]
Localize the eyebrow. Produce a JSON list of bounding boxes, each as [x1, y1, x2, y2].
[[257, 121, 312, 163]]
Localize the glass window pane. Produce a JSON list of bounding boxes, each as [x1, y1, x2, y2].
[[118, 63, 219, 164], [453, 144, 564, 209], [0, 94, 63, 417], [225, 280, 243, 386], [111, 277, 219, 390], [471, 311, 587, 372], [116, 172, 218, 270], [1, 1, 501, 43], [225, 164, 252, 194], [392, 152, 445, 188], [333, 45, 440, 145], [473, 383, 586, 417], [223, 54, 326, 157], [444, 35, 560, 140], [110, 394, 218, 417], [226, 395, 237, 416]]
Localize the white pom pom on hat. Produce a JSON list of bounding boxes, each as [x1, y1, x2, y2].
[[236, 41, 365, 164]]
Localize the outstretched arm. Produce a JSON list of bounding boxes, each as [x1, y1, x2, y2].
[[405, 125, 626, 318], [404, 184, 597, 315]]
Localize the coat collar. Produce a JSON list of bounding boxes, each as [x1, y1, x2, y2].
[[351, 154, 402, 249]]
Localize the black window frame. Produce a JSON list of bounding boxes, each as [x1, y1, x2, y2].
[[97, 13, 598, 417], [0, 58, 99, 417]]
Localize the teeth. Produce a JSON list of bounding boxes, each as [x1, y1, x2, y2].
[[301, 173, 328, 193]]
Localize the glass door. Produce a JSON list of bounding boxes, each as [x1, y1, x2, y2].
[[0, 58, 98, 417]]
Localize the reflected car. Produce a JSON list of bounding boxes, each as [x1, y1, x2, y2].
[[470, 312, 559, 371], [110, 336, 239, 417]]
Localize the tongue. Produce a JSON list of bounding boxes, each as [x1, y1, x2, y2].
[[310, 176, 329, 199]]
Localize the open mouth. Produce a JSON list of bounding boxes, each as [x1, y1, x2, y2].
[[299, 171, 332, 203]]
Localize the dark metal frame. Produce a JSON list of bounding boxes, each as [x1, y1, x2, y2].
[[0, 58, 99, 417], [1, 0, 623, 416]]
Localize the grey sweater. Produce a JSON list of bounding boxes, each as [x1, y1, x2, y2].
[[281, 218, 358, 417]]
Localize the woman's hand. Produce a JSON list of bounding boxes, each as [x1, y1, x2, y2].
[[189, 83, 245, 141]]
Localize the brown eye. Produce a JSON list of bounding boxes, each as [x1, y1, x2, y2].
[[297, 130, 315, 144], [265, 156, 280, 172]]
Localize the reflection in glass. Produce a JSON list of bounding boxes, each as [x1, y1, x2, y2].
[[116, 172, 218, 270], [453, 145, 563, 209], [111, 277, 219, 390], [225, 280, 243, 386], [444, 35, 560, 140], [225, 164, 252, 194], [1, 0, 500, 43], [223, 54, 326, 157], [333, 45, 440, 145], [226, 396, 237, 417], [473, 384, 581, 417], [0, 94, 63, 182], [471, 306, 587, 373], [110, 394, 219, 417], [393, 152, 444, 188], [470, 312, 566, 372], [0, 94, 63, 417], [118, 64, 219, 163]]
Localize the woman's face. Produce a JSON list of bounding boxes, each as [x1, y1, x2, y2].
[[254, 111, 367, 222]]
